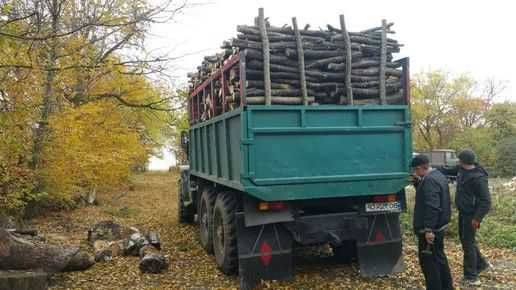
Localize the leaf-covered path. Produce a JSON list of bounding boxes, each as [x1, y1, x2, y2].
[[37, 172, 516, 289]]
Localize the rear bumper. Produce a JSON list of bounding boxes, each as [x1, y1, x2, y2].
[[283, 211, 402, 246], [236, 211, 404, 288]]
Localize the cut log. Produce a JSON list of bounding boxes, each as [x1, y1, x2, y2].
[[244, 48, 299, 66], [93, 240, 112, 262], [258, 8, 271, 104], [246, 96, 315, 105], [0, 270, 48, 290], [379, 19, 388, 104], [87, 220, 123, 244], [285, 48, 347, 59], [146, 231, 161, 250], [0, 229, 94, 273], [327, 59, 400, 71], [339, 14, 353, 104], [123, 232, 149, 256], [292, 17, 308, 104], [64, 251, 95, 271], [304, 54, 360, 69], [138, 245, 168, 274]]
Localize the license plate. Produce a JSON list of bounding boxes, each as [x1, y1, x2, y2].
[[365, 201, 401, 213]]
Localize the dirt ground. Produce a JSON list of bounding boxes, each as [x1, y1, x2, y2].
[[33, 172, 516, 290]]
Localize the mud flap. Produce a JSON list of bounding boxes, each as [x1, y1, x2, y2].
[[357, 213, 404, 277], [236, 212, 293, 290]]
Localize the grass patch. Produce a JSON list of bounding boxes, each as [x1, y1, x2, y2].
[[402, 177, 516, 250]]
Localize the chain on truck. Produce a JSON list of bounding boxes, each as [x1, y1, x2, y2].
[[177, 8, 412, 289]]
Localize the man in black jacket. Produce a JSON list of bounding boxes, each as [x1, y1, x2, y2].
[[438, 149, 491, 286], [411, 155, 453, 290]]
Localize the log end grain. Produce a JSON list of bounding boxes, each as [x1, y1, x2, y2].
[[139, 253, 169, 274]]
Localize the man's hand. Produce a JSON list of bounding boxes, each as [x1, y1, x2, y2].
[[471, 219, 481, 229], [425, 231, 435, 244]]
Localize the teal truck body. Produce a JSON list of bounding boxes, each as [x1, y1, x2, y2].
[[188, 105, 412, 201]]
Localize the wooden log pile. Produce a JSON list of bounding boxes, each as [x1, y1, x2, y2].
[[188, 9, 406, 108], [87, 221, 168, 273]]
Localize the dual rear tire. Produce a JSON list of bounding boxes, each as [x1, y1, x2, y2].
[[198, 189, 238, 274], [212, 192, 238, 274], [198, 188, 216, 254]]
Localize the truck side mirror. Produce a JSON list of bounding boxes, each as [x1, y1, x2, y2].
[[180, 131, 189, 151]]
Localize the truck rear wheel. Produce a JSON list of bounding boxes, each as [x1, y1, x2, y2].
[[198, 188, 216, 254], [213, 192, 238, 274], [178, 188, 194, 224]]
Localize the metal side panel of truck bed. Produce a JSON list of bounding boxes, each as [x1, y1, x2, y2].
[[188, 104, 412, 201]]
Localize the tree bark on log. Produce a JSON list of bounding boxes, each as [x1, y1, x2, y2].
[[246, 96, 315, 104], [0, 229, 94, 273], [258, 7, 271, 104], [0, 270, 48, 290], [138, 245, 168, 274]]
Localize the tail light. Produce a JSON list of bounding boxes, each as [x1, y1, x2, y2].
[[372, 194, 397, 203], [258, 201, 286, 211]]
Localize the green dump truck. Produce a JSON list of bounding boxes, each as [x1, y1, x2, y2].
[[178, 11, 412, 289]]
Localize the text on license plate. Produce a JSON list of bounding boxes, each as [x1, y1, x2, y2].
[[365, 201, 401, 213]]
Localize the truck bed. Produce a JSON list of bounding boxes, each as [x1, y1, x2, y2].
[[189, 105, 412, 201]]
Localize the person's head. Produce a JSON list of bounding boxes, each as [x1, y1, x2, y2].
[[458, 149, 476, 169], [411, 154, 431, 177]]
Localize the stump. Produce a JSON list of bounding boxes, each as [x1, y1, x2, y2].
[[0, 270, 48, 290]]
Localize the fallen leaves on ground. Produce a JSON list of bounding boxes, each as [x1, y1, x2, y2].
[[29, 172, 516, 290]]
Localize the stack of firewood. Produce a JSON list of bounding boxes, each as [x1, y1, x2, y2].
[[188, 11, 405, 106]]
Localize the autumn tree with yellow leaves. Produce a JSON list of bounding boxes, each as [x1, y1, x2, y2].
[[0, 0, 187, 215]]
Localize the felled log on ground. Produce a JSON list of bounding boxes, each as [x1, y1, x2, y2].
[[0, 270, 48, 290], [146, 231, 161, 250], [0, 229, 94, 273], [93, 240, 112, 262], [138, 245, 169, 274]]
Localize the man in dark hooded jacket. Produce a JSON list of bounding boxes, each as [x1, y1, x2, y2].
[[411, 155, 453, 290], [438, 149, 491, 286]]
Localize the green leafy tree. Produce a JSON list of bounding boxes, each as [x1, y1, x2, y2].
[[495, 137, 516, 177], [411, 71, 481, 150], [485, 102, 516, 140]]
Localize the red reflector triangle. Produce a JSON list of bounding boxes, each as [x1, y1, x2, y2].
[[259, 242, 272, 266], [375, 230, 385, 242]]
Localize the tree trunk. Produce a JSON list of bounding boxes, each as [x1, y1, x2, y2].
[[32, 0, 59, 176], [0, 229, 94, 273]]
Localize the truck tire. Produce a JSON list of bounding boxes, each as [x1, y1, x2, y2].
[[177, 182, 194, 224], [198, 188, 216, 254], [212, 192, 238, 275], [334, 240, 357, 263]]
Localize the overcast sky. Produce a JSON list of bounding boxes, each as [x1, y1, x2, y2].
[[149, 0, 515, 101]]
